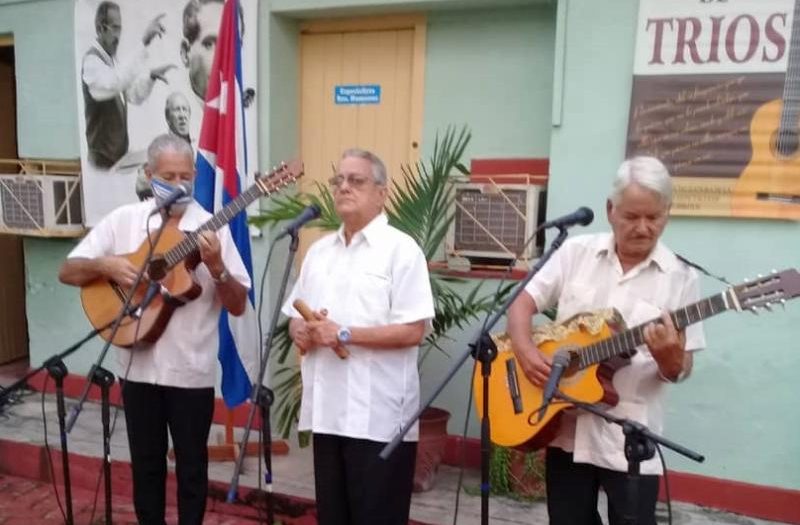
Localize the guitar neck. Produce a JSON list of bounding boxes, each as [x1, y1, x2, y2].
[[779, 0, 800, 133], [576, 289, 735, 369], [161, 182, 268, 270]]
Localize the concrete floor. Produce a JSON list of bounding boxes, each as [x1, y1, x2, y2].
[[0, 390, 790, 525]]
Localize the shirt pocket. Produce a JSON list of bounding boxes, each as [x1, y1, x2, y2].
[[348, 270, 391, 325], [557, 282, 598, 319]]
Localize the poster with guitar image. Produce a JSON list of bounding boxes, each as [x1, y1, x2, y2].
[[626, 0, 800, 219]]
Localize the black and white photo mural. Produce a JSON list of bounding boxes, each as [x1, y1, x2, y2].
[[74, 0, 258, 225]]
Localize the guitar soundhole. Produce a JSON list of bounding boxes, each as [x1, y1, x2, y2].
[[148, 257, 168, 281], [773, 128, 800, 158]]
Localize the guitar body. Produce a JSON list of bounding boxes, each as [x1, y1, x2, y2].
[[75, 159, 304, 348], [473, 314, 625, 449], [473, 270, 800, 449], [80, 222, 202, 348], [732, 99, 800, 219]]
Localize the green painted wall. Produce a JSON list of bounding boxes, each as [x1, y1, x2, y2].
[[0, 0, 78, 158], [546, 0, 800, 491], [422, 5, 555, 159]]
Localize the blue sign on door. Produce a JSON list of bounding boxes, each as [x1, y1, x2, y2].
[[334, 84, 381, 105]]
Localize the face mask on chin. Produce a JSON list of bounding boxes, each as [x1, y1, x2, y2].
[[150, 177, 194, 216]]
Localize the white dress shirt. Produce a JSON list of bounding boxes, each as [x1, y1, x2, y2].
[[82, 43, 155, 105], [282, 213, 435, 442], [524, 233, 706, 474], [68, 199, 251, 388]]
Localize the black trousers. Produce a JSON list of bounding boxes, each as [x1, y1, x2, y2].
[[545, 447, 659, 525], [312, 433, 417, 525], [121, 380, 215, 525]]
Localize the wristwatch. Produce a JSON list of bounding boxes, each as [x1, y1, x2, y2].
[[212, 268, 230, 284], [337, 326, 352, 344]]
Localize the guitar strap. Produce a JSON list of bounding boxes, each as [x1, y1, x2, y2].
[[674, 253, 731, 286]]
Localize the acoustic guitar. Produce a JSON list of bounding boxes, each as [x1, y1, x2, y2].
[[731, 0, 800, 218], [80, 160, 303, 348], [473, 269, 800, 449]]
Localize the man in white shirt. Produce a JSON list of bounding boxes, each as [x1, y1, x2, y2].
[[283, 149, 435, 525], [81, 2, 174, 169], [59, 134, 250, 525], [507, 156, 705, 525]]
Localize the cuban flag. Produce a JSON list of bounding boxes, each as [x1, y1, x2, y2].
[[194, 0, 256, 407]]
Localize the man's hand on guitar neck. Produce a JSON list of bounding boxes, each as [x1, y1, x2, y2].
[[196, 231, 248, 316], [196, 231, 224, 276], [644, 311, 689, 382]]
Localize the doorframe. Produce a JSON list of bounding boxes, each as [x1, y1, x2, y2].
[[298, 13, 427, 165]]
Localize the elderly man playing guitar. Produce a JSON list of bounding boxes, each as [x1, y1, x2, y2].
[[59, 133, 250, 525], [507, 156, 706, 525]]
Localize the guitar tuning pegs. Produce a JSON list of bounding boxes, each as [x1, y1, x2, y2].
[[748, 307, 759, 315], [756, 274, 763, 279], [763, 303, 773, 312]]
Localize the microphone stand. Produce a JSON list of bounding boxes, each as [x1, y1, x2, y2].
[[380, 226, 571, 525], [554, 389, 704, 525], [226, 226, 303, 523], [47, 358, 74, 525], [63, 207, 173, 524], [0, 325, 104, 411], [0, 321, 121, 525]]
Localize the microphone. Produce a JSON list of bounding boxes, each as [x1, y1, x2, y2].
[[538, 350, 571, 423], [541, 206, 594, 230], [134, 281, 162, 318], [276, 204, 321, 239], [148, 181, 193, 216]]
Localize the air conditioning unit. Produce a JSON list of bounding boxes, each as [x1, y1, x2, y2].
[[0, 173, 85, 237], [446, 181, 546, 268]]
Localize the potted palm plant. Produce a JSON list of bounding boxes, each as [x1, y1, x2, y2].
[[251, 126, 513, 490]]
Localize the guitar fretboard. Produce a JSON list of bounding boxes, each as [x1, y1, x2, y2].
[[160, 176, 288, 270], [576, 291, 732, 369]]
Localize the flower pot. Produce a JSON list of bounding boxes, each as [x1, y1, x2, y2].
[[412, 406, 451, 492]]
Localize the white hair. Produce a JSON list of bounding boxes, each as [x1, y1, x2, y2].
[[610, 156, 672, 206], [341, 148, 388, 186], [146, 133, 194, 168]]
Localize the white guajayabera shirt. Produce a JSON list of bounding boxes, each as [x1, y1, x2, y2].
[[68, 199, 251, 388], [282, 214, 435, 442], [524, 233, 705, 474]]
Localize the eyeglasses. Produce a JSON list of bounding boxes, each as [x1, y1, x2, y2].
[[328, 174, 374, 190]]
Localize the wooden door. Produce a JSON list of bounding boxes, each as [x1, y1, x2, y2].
[[299, 15, 426, 251], [0, 235, 28, 365]]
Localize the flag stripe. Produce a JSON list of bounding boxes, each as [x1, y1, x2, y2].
[[195, 0, 256, 408]]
